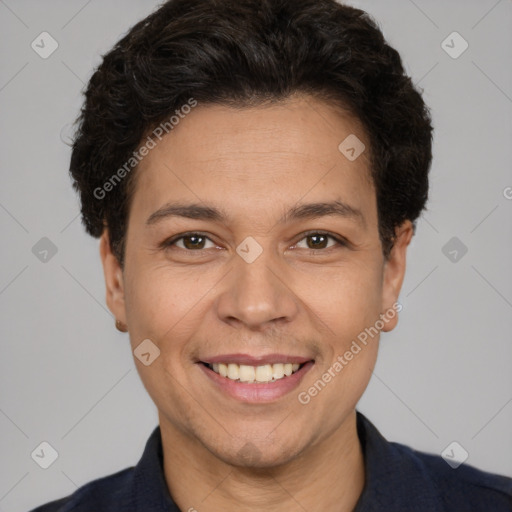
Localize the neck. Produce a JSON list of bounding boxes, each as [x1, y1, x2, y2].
[[160, 409, 365, 512]]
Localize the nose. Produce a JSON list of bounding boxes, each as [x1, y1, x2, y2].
[[215, 243, 299, 331]]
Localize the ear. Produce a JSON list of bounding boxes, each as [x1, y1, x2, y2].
[[380, 220, 414, 332], [99, 229, 127, 326]]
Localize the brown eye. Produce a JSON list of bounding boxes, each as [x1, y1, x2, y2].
[[164, 233, 216, 250], [294, 232, 346, 251]]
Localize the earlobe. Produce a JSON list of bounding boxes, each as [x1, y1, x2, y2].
[[380, 220, 414, 332], [99, 230, 127, 326]]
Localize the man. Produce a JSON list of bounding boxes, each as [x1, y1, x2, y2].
[[31, 0, 512, 510]]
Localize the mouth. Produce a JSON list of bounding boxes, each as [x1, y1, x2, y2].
[[196, 355, 315, 403]]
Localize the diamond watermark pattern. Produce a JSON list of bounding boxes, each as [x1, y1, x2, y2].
[[32, 237, 58, 263], [442, 236, 468, 263], [134, 339, 161, 366], [237, 441, 263, 465], [31, 32, 59, 59], [441, 31, 468, 59], [441, 441, 469, 469], [236, 236, 263, 263], [31, 441, 59, 469], [338, 134, 365, 161]]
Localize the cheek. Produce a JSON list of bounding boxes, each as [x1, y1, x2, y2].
[[124, 266, 204, 338], [305, 260, 383, 338], [123, 270, 197, 413]]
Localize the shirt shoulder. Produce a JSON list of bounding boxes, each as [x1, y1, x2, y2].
[[27, 467, 135, 512], [354, 412, 512, 512], [28, 425, 178, 512], [391, 441, 512, 511]]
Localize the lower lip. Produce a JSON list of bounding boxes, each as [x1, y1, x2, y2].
[[197, 361, 314, 403]]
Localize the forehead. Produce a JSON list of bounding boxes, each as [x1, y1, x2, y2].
[[129, 94, 376, 229]]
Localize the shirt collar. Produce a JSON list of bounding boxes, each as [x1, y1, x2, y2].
[[131, 425, 181, 511], [130, 411, 445, 511], [353, 411, 444, 511]]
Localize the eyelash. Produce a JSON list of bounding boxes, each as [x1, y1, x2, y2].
[[161, 231, 348, 253]]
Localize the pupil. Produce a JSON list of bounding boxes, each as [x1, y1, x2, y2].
[[308, 234, 326, 249], [185, 235, 204, 249]]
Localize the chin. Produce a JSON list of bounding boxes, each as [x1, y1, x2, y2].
[[208, 437, 303, 470]]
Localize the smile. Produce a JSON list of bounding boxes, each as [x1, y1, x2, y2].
[[197, 357, 315, 403], [204, 362, 303, 383]]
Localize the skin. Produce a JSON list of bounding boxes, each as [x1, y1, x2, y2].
[[100, 93, 413, 511]]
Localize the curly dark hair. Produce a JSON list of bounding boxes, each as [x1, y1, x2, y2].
[[69, 0, 433, 268]]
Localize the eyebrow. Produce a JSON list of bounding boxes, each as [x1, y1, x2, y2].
[[146, 200, 366, 228]]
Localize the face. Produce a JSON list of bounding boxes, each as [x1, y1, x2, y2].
[[100, 93, 412, 468]]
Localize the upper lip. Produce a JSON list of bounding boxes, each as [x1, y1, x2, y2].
[[200, 353, 314, 365]]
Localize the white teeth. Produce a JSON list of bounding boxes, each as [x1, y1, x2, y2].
[[207, 361, 304, 383], [218, 363, 228, 377], [239, 364, 255, 382], [272, 363, 284, 379], [227, 363, 238, 380], [255, 364, 273, 382]]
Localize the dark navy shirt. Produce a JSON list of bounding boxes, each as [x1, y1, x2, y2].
[[29, 411, 512, 511]]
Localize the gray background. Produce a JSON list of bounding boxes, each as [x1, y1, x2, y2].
[[0, 0, 511, 510]]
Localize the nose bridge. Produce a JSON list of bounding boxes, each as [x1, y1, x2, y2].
[[236, 241, 278, 293]]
